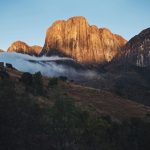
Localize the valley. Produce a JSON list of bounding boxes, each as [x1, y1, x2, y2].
[[0, 14, 150, 150]]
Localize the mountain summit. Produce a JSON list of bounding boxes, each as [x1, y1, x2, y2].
[[121, 28, 150, 67], [7, 41, 42, 56], [41, 16, 127, 63]]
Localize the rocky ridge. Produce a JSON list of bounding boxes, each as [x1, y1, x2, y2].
[[7, 41, 42, 56], [121, 28, 150, 67], [41, 16, 127, 63]]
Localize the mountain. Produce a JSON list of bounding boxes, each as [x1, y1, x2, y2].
[[1, 64, 150, 150], [41, 16, 127, 63], [7, 41, 42, 56], [1, 64, 150, 120], [94, 28, 150, 106], [31, 45, 43, 55], [121, 28, 150, 67]]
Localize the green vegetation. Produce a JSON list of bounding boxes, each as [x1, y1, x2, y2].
[[21, 72, 33, 86], [0, 76, 150, 150], [0, 70, 9, 79], [0, 79, 42, 150], [59, 76, 68, 81], [32, 72, 44, 95], [21, 71, 44, 95], [48, 77, 58, 88]]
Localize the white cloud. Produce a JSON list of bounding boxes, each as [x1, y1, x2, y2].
[[0, 52, 99, 80]]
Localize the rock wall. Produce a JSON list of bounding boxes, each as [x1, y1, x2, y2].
[[41, 16, 127, 63]]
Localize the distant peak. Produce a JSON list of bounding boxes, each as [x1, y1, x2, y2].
[[31, 45, 42, 54], [51, 16, 88, 27], [11, 41, 29, 46], [52, 20, 66, 26], [68, 16, 88, 24], [68, 16, 87, 21], [7, 41, 42, 55], [43, 16, 126, 63], [139, 27, 150, 36]]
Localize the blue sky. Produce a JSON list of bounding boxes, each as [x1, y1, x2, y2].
[[0, 0, 150, 50]]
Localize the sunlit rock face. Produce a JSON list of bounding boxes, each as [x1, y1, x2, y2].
[[121, 28, 150, 67], [31, 45, 42, 55], [7, 41, 42, 56], [41, 16, 127, 63]]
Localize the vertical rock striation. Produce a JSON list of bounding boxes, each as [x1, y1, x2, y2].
[[41, 16, 127, 63], [7, 41, 42, 56]]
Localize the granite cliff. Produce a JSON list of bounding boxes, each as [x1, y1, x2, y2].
[[7, 41, 42, 56], [41, 16, 127, 63]]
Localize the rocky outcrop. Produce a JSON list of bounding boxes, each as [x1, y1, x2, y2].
[[7, 41, 42, 56], [41, 16, 127, 63], [121, 28, 150, 67], [31, 45, 42, 55], [8, 41, 30, 54]]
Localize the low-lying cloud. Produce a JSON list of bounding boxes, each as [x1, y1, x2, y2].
[[0, 52, 100, 80]]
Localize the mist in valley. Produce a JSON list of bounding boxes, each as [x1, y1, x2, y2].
[[0, 52, 101, 81]]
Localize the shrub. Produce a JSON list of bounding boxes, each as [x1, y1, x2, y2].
[[48, 77, 58, 88], [21, 72, 33, 86], [33, 72, 44, 95], [46, 96, 85, 149], [21, 72, 44, 95], [59, 76, 68, 81], [0, 79, 43, 150], [0, 71, 9, 80], [6, 63, 13, 69]]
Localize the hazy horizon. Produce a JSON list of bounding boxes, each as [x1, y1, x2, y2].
[[0, 0, 150, 50]]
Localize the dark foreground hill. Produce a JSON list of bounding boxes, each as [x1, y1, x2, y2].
[[0, 67, 150, 150]]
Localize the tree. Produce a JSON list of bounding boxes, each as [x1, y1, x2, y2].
[[46, 95, 86, 150], [0, 79, 43, 150], [33, 72, 44, 95], [48, 77, 58, 88]]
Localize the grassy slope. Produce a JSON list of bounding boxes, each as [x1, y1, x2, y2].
[[6, 68, 150, 120]]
